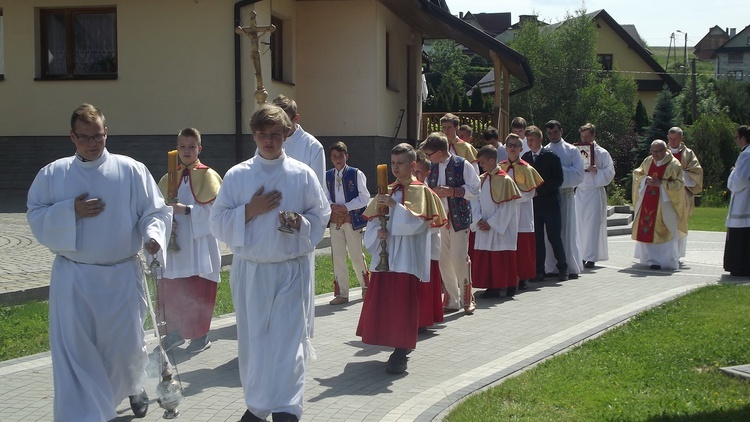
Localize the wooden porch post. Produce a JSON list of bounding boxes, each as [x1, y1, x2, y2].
[[490, 51, 510, 133]]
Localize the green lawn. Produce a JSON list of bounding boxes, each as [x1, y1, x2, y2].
[[445, 284, 750, 421], [690, 206, 728, 232], [0, 252, 358, 362]]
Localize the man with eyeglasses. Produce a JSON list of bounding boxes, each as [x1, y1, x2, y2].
[[632, 140, 685, 270], [27, 103, 172, 420], [575, 123, 615, 269]]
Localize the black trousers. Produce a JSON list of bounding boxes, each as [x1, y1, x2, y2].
[[534, 202, 568, 275]]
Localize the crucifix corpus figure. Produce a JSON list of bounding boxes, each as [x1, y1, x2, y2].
[[235, 10, 276, 104]]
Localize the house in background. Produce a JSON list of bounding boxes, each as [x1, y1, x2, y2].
[[714, 25, 750, 82], [694, 26, 730, 61], [459, 11, 511, 37], [471, 9, 681, 115], [0, 0, 532, 191]]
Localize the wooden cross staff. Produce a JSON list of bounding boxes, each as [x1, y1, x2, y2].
[[235, 10, 276, 105]]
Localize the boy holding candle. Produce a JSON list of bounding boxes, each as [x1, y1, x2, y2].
[[157, 128, 223, 353], [356, 142, 446, 375], [325, 141, 371, 305]]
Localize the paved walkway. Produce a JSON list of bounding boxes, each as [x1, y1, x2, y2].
[[1, 190, 746, 421]]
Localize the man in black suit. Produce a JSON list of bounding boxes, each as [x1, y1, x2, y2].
[[522, 125, 568, 281]]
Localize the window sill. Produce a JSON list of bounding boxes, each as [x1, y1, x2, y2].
[[272, 79, 295, 87], [35, 74, 118, 81]]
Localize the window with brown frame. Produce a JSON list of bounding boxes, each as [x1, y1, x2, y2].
[[39, 7, 117, 79], [271, 16, 283, 82], [597, 54, 613, 71]]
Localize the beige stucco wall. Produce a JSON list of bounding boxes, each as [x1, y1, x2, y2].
[[596, 18, 662, 114], [0, 0, 237, 136]]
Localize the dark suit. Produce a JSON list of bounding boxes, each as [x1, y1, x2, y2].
[[522, 149, 567, 276]]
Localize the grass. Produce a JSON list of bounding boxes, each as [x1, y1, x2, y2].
[[690, 206, 728, 232], [445, 284, 750, 421], [648, 46, 714, 77], [0, 252, 364, 362]]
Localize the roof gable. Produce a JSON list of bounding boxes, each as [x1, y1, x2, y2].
[[716, 25, 750, 52]]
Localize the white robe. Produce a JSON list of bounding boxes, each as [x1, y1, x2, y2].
[[470, 187, 519, 251], [575, 143, 615, 262], [281, 124, 326, 188], [544, 139, 585, 274], [208, 153, 330, 420], [633, 178, 682, 270], [163, 176, 221, 282], [364, 190, 432, 281], [27, 149, 171, 422], [507, 166, 536, 233]]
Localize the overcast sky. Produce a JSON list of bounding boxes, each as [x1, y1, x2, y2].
[[444, 0, 748, 47]]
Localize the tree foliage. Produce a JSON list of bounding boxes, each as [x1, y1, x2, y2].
[[635, 89, 676, 163], [424, 40, 471, 112], [507, 8, 637, 145], [715, 78, 750, 125], [633, 99, 649, 134], [687, 113, 738, 190]]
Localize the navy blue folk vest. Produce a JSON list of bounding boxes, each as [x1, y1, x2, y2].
[[325, 166, 367, 230], [427, 155, 472, 231]]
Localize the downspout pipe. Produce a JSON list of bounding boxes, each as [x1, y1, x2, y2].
[[234, 0, 263, 163]]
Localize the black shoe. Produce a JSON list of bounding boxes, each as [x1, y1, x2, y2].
[[241, 409, 266, 422], [417, 326, 428, 334], [272, 412, 299, 422], [583, 261, 595, 268], [386, 349, 408, 374], [568, 273, 579, 279], [506, 285, 517, 298], [533, 273, 546, 282], [185, 335, 211, 354], [558, 273, 569, 281], [519, 279, 528, 290], [161, 332, 184, 352], [479, 288, 501, 298], [129, 389, 149, 418], [650, 264, 662, 270]]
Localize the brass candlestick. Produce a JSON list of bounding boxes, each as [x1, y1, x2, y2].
[[375, 211, 389, 272]]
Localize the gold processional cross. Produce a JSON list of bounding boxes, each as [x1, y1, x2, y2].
[[235, 10, 276, 105]]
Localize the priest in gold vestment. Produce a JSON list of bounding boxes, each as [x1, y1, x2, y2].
[[632, 140, 685, 270]]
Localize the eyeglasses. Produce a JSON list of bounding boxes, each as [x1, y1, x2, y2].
[[650, 148, 666, 153], [506, 143, 522, 148], [73, 132, 106, 143], [424, 150, 440, 157]]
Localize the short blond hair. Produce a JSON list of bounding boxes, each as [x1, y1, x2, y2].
[[71, 103, 105, 130], [250, 104, 293, 134]]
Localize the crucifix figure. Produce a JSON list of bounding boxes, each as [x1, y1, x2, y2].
[[235, 10, 276, 104]]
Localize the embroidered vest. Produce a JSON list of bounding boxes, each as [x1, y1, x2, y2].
[[326, 166, 367, 230], [428, 155, 472, 231]]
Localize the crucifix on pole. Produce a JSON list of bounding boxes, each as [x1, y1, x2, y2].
[[235, 10, 276, 105]]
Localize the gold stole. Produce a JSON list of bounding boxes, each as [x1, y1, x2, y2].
[[450, 140, 478, 163], [632, 156, 685, 243], [363, 177, 447, 227], [499, 160, 544, 192], [159, 159, 223, 204], [480, 166, 522, 204]]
